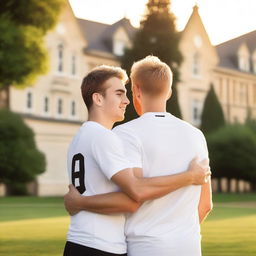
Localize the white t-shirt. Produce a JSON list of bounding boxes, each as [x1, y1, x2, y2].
[[67, 121, 132, 254], [113, 112, 208, 256]]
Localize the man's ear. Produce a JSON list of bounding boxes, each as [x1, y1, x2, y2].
[[132, 83, 141, 99], [167, 88, 172, 100], [92, 93, 104, 107], [132, 83, 142, 116]]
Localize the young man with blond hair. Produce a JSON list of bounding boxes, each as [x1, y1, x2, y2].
[[64, 60, 211, 256]]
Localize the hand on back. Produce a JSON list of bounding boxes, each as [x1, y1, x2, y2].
[[188, 157, 211, 185]]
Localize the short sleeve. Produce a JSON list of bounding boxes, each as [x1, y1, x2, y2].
[[113, 125, 142, 168], [91, 131, 133, 180]]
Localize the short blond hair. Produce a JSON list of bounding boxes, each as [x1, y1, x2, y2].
[[130, 56, 172, 96], [81, 65, 128, 110]]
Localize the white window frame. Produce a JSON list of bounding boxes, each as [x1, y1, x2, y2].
[[56, 97, 64, 118], [70, 100, 78, 119], [42, 96, 50, 116], [25, 90, 34, 113]]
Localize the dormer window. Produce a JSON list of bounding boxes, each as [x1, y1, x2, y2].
[[238, 55, 250, 72], [238, 44, 250, 72], [113, 40, 125, 56]]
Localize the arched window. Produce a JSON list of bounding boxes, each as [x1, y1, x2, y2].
[[57, 44, 64, 72]]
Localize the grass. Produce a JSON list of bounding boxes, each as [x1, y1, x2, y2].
[[0, 194, 256, 256]]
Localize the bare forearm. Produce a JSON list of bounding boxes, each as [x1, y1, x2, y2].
[[198, 180, 213, 223], [77, 192, 140, 214], [198, 206, 212, 223], [134, 171, 192, 202]]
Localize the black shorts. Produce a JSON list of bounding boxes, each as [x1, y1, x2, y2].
[[63, 241, 127, 256]]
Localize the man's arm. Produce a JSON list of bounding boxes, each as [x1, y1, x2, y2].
[[111, 158, 210, 203], [64, 184, 141, 215], [198, 177, 213, 223], [64, 158, 210, 215]]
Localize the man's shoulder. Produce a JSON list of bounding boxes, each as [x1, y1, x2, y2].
[[114, 117, 141, 132], [173, 117, 204, 138]]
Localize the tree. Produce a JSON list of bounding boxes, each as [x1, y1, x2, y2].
[[245, 109, 256, 134], [207, 124, 256, 192], [200, 84, 225, 134], [120, 0, 183, 122], [0, 0, 65, 108], [0, 109, 46, 195]]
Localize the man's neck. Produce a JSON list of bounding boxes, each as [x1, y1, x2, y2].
[[141, 99, 167, 114], [88, 111, 114, 130]]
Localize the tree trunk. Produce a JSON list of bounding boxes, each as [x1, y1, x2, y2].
[[0, 86, 10, 109]]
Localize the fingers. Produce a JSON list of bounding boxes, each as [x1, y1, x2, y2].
[[191, 156, 199, 163], [69, 184, 75, 190], [200, 158, 209, 166]]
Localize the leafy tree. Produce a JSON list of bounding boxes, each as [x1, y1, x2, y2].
[[201, 84, 225, 134], [0, 0, 65, 108], [0, 109, 45, 195], [207, 124, 256, 191], [121, 0, 183, 121]]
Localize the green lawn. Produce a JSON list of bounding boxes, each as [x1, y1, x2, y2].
[[0, 194, 256, 256]]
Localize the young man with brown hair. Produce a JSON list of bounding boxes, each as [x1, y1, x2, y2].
[[63, 62, 211, 256]]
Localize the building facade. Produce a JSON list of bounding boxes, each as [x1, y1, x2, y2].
[[4, 3, 256, 195]]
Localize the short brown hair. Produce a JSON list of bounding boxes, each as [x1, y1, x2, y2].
[[81, 65, 128, 110], [130, 56, 172, 96]]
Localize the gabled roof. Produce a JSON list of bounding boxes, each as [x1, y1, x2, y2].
[[77, 18, 136, 54], [216, 30, 256, 72]]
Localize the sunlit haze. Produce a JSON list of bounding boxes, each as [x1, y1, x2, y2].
[[69, 0, 256, 45]]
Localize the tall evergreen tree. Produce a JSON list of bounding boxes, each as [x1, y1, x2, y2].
[[120, 0, 183, 122], [0, 0, 65, 108], [200, 84, 225, 134]]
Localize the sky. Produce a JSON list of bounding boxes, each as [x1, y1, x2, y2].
[[69, 0, 256, 45]]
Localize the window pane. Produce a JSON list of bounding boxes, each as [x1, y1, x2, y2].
[[44, 97, 49, 113], [72, 55, 76, 75], [71, 101, 76, 116], [58, 44, 63, 72], [27, 92, 32, 109], [58, 99, 62, 114]]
